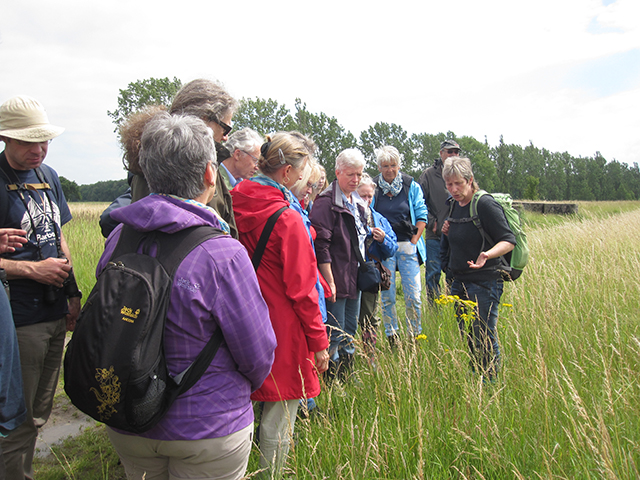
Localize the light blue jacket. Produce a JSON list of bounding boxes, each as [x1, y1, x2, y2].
[[367, 208, 398, 261]]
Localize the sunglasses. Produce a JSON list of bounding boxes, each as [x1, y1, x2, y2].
[[445, 149, 460, 154], [214, 118, 232, 137]]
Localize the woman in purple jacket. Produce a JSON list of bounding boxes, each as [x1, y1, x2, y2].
[[100, 113, 277, 480]]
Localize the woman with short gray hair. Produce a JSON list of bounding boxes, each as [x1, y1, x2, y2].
[[101, 113, 277, 480], [373, 145, 428, 345], [310, 148, 367, 380]]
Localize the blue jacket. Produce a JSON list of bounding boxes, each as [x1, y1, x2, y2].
[[372, 173, 428, 263], [367, 208, 398, 261]]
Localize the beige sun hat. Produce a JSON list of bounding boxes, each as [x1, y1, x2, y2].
[[0, 95, 65, 142]]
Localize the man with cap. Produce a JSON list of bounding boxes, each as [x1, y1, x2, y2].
[[418, 139, 462, 303], [0, 95, 81, 480]]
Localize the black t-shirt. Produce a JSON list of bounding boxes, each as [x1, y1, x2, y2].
[[447, 194, 516, 282], [0, 152, 72, 326]]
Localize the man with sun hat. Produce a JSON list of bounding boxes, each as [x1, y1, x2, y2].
[[0, 95, 81, 480]]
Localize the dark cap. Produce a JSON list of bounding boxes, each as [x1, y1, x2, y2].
[[440, 139, 460, 151]]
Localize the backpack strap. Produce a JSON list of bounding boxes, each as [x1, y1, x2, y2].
[[468, 191, 511, 273], [252, 206, 287, 271], [111, 224, 227, 391]]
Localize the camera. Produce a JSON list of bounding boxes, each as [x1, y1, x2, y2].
[[43, 254, 81, 305]]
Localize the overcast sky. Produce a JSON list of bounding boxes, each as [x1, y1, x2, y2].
[[1, 0, 638, 185]]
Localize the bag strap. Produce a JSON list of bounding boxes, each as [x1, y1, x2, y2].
[[252, 206, 287, 271], [467, 191, 511, 272]]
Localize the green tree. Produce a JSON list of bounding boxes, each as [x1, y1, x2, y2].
[[359, 122, 415, 178], [294, 99, 357, 180], [459, 135, 496, 192], [59, 176, 82, 202], [79, 179, 129, 202], [523, 176, 540, 200], [107, 77, 182, 131], [233, 97, 297, 135], [541, 151, 568, 200]]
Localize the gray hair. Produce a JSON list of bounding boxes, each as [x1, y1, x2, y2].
[[139, 113, 217, 199], [375, 145, 403, 169], [169, 78, 237, 124], [442, 156, 479, 191], [358, 172, 375, 189], [335, 148, 365, 172], [224, 128, 263, 155]]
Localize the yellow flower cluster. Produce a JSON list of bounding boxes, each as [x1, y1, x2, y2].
[[415, 334, 428, 341], [434, 294, 479, 331]]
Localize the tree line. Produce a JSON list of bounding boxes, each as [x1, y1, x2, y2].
[[60, 77, 640, 202]]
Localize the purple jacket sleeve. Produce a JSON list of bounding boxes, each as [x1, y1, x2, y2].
[[212, 248, 277, 392]]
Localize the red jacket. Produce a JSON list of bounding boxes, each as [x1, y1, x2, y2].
[[231, 180, 328, 402]]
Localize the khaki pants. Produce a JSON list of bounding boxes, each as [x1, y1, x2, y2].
[[0, 317, 66, 480], [256, 399, 299, 479], [107, 424, 253, 480]]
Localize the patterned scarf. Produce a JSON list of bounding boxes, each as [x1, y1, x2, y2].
[[378, 172, 403, 197]]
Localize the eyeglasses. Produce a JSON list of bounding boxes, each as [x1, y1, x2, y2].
[[445, 149, 460, 155], [214, 118, 232, 137], [242, 150, 260, 164]]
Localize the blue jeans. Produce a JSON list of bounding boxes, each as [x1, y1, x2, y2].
[[380, 244, 422, 337], [450, 278, 503, 377], [425, 238, 442, 302], [326, 295, 361, 359]]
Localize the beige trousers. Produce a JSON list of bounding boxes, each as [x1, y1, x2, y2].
[[107, 424, 253, 480]]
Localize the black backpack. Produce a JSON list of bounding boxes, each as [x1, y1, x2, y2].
[[64, 225, 225, 433]]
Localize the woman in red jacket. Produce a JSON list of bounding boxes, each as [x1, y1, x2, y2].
[[231, 132, 329, 479]]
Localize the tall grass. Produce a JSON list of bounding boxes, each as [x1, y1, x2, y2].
[[62, 203, 108, 297], [39, 202, 640, 479]]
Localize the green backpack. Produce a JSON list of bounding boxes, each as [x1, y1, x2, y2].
[[453, 190, 529, 281]]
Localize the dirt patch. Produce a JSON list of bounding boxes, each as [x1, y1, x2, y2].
[[35, 394, 97, 458]]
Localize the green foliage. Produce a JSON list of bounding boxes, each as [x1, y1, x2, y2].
[[78, 179, 128, 202], [105, 79, 640, 201], [294, 99, 357, 181], [59, 176, 82, 202], [107, 77, 182, 132], [233, 97, 297, 135], [524, 175, 540, 200]]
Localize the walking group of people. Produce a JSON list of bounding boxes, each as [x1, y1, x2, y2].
[[0, 81, 516, 480]]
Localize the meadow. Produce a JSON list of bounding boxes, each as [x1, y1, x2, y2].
[[35, 201, 640, 479]]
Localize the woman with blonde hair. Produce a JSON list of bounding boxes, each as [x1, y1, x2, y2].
[[231, 132, 329, 478]]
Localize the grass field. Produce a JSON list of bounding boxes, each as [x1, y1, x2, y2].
[[35, 200, 640, 479]]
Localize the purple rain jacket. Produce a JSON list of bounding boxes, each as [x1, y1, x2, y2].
[[100, 194, 276, 441]]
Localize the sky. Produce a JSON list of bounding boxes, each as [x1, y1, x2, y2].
[[1, 0, 639, 185]]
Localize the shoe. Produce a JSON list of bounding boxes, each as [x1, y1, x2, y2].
[[387, 334, 399, 351]]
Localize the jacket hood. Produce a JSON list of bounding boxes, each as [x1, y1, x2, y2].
[[110, 195, 223, 234], [231, 180, 289, 232]]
